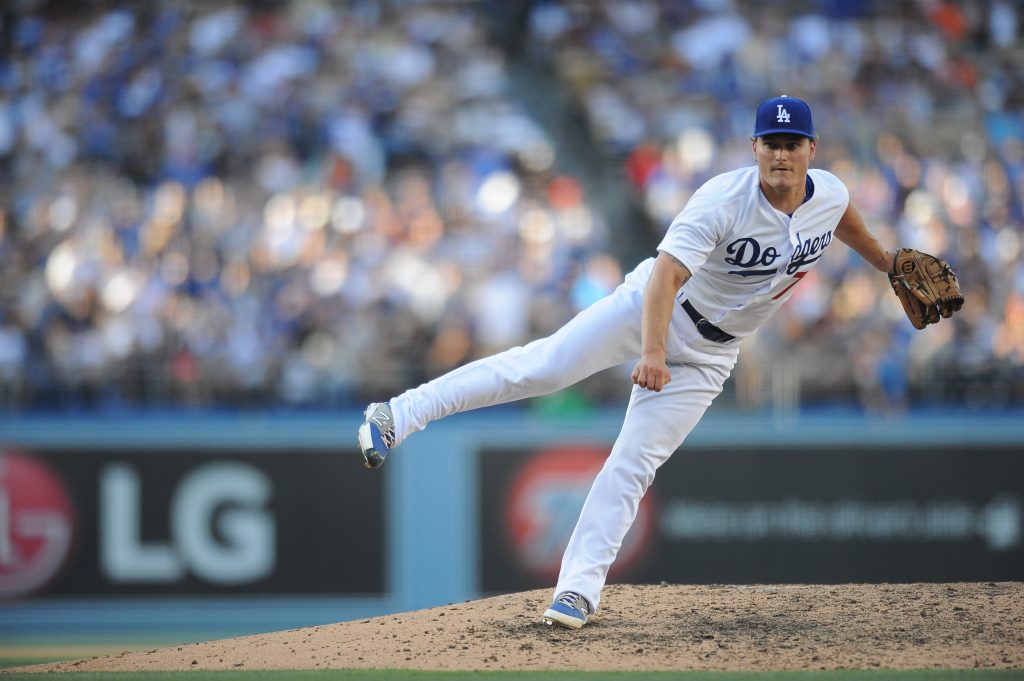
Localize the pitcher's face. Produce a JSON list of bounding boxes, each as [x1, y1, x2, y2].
[[753, 134, 816, 194]]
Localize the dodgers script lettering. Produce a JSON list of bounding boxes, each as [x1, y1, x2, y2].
[[725, 238, 780, 275]]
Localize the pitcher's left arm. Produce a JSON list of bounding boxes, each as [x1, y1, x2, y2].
[[834, 200, 893, 273]]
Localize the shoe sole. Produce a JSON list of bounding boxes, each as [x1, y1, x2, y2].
[[542, 608, 586, 629], [357, 422, 384, 469]]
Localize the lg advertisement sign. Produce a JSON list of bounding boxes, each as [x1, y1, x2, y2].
[[0, 447, 384, 599], [99, 462, 274, 585], [0, 451, 75, 598]]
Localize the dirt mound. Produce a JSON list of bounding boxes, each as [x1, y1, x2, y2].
[[11, 582, 1023, 673]]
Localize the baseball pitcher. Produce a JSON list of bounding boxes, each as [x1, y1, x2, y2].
[[357, 96, 963, 628]]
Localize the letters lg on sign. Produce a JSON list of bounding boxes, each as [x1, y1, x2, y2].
[[100, 462, 275, 585]]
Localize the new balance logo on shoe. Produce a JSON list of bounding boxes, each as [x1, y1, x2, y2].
[[369, 411, 395, 448]]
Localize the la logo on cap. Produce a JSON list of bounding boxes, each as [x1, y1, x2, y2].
[[753, 95, 815, 139]]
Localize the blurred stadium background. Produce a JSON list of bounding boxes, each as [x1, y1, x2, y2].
[[1, 0, 1022, 660]]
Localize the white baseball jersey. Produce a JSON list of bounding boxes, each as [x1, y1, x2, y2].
[[659, 166, 850, 337]]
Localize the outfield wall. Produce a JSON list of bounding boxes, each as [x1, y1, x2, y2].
[[1, 410, 1022, 646]]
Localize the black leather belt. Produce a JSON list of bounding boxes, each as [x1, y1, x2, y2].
[[681, 299, 736, 343]]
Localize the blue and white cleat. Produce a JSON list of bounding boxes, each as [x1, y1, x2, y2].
[[542, 591, 591, 629], [358, 402, 396, 469]]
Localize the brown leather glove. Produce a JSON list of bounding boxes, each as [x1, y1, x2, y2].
[[888, 248, 964, 330]]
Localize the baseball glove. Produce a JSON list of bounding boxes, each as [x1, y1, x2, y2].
[[888, 248, 964, 330]]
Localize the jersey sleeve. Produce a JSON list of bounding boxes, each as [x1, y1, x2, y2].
[[656, 185, 726, 277], [810, 168, 851, 213]]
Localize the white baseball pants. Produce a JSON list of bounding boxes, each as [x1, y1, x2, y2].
[[389, 257, 740, 612]]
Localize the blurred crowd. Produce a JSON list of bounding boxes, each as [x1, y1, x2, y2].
[[0, 0, 1021, 413], [0, 0, 617, 410], [527, 0, 1024, 411]]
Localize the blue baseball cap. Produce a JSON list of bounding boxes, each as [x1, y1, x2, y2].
[[752, 95, 816, 139]]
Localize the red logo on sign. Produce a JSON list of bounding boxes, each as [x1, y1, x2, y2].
[[0, 450, 75, 599], [504, 446, 653, 580]]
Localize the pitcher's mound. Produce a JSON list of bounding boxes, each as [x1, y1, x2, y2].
[[15, 582, 1024, 673]]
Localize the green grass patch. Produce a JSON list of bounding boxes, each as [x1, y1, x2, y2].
[[1, 670, 1023, 680], [0, 659, 59, 670]]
